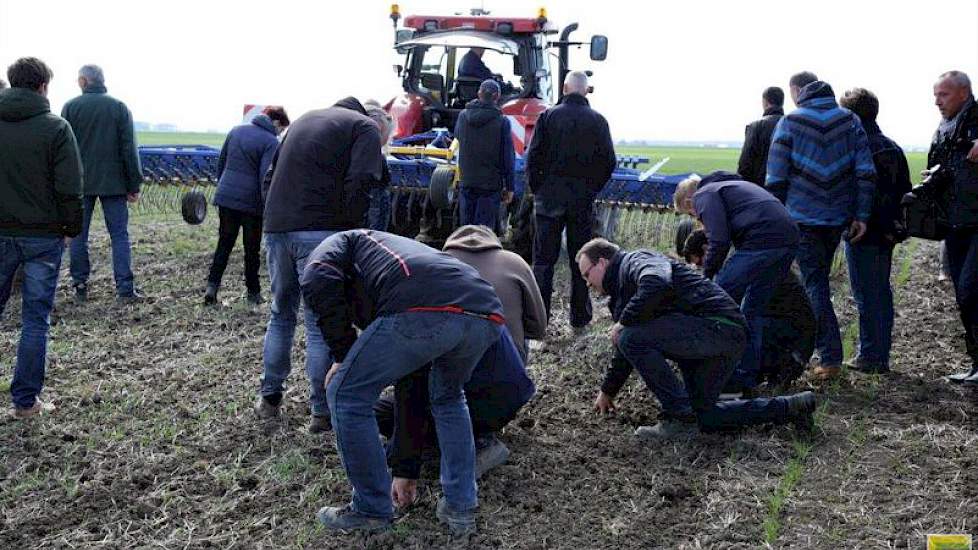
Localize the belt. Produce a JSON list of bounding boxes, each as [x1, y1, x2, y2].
[[407, 306, 506, 325]]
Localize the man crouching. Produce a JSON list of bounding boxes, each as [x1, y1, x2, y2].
[[300, 230, 504, 536], [577, 238, 816, 439]]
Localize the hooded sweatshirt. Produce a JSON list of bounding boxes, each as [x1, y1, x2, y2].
[[765, 81, 876, 226], [0, 88, 83, 237], [443, 225, 547, 360], [454, 99, 515, 193]]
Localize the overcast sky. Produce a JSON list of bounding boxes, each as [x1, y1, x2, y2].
[[2, 0, 976, 147]]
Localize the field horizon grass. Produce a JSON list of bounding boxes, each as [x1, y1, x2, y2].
[[137, 131, 928, 179]]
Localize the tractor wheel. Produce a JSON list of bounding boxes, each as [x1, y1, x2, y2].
[[428, 165, 456, 211], [181, 190, 208, 225]]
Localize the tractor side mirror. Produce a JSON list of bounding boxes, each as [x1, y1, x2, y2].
[[590, 35, 608, 61], [395, 29, 415, 44]]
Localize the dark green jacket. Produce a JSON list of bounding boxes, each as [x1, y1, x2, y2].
[[0, 88, 83, 237], [61, 85, 141, 196]]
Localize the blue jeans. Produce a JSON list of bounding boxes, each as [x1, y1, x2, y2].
[[459, 188, 501, 232], [262, 231, 334, 416], [844, 241, 894, 367], [617, 314, 789, 431], [0, 236, 64, 409], [327, 312, 501, 519], [367, 188, 391, 232], [70, 195, 134, 296], [715, 247, 795, 388], [796, 225, 845, 365]]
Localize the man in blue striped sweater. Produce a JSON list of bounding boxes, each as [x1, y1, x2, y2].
[[766, 71, 876, 380]]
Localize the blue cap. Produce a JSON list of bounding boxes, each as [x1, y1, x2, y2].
[[479, 79, 501, 95]]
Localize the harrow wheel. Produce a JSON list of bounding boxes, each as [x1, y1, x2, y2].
[[181, 190, 208, 225], [428, 165, 456, 211]]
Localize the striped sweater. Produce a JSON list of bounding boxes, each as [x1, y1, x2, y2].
[[765, 81, 876, 226]]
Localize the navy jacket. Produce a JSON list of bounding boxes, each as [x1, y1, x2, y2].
[[859, 120, 912, 244], [599, 249, 745, 397], [389, 327, 534, 478], [262, 97, 382, 232], [526, 94, 616, 195], [300, 230, 504, 362], [454, 99, 515, 193], [458, 50, 494, 81], [213, 115, 279, 216], [692, 171, 799, 278]]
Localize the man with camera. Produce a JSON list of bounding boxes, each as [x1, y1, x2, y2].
[[910, 71, 978, 384]]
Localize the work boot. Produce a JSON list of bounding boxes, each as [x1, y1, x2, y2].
[[117, 288, 146, 304], [783, 391, 817, 433], [316, 504, 392, 533], [203, 283, 219, 306], [308, 414, 331, 434], [254, 394, 281, 419], [9, 398, 56, 419], [474, 434, 510, 479], [848, 357, 890, 375], [246, 291, 264, 306], [436, 497, 477, 538], [811, 364, 841, 381], [73, 283, 88, 303], [635, 416, 698, 441]]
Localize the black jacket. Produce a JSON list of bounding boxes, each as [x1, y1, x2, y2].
[[923, 97, 978, 228], [860, 120, 912, 244], [300, 230, 504, 362], [737, 106, 783, 185], [599, 250, 744, 397], [455, 99, 515, 192], [262, 97, 382, 232], [0, 88, 83, 238], [526, 94, 616, 195]]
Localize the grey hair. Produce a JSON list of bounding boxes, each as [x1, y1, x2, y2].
[[938, 70, 972, 92], [79, 64, 104, 86], [565, 71, 589, 95], [365, 106, 394, 144]]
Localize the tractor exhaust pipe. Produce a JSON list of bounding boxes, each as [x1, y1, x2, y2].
[[557, 22, 578, 100]]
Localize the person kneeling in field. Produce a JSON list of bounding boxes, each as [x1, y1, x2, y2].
[[300, 229, 504, 537], [578, 237, 817, 439], [683, 229, 815, 389]]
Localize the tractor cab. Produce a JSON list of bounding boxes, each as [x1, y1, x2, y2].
[[386, 7, 607, 152]]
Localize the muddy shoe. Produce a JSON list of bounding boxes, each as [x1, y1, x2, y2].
[[475, 434, 510, 479], [73, 283, 88, 303], [436, 497, 477, 538], [10, 398, 56, 419], [203, 283, 219, 306], [117, 289, 147, 304], [849, 359, 890, 375], [811, 364, 841, 381], [316, 504, 391, 533], [946, 365, 978, 384], [254, 395, 281, 419], [635, 418, 698, 441], [246, 291, 264, 306], [783, 391, 817, 433], [308, 414, 332, 434]]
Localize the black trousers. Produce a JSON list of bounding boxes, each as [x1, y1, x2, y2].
[[207, 206, 262, 293], [532, 204, 594, 328], [946, 228, 978, 364]]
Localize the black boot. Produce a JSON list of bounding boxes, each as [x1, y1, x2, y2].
[[783, 391, 817, 433], [203, 282, 219, 305]]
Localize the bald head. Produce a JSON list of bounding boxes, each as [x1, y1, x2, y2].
[[564, 71, 589, 97]]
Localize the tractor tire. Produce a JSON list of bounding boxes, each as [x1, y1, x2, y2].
[[181, 190, 208, 225], [428, 165, 456, 211]]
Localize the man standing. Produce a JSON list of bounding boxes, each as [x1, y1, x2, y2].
[[61, 65, 143, 302], [454, 80, 515, 232], [0, 58, 83, 418], [578, 238, 816, 439], [300, 230, 503, 536], [766, 71, 876, 380], [527, 71, 617, 330], [838, 88, 912, 375], [913, 71, 978, 383], [737, 86, 784, 185], [257, 97, 382, 433]]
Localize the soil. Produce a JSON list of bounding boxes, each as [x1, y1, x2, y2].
[[1, 214, 976, 549]]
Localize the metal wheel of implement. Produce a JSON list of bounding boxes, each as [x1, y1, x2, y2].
[[428, 165, 457, 210], [181, 190, 208, 225]]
